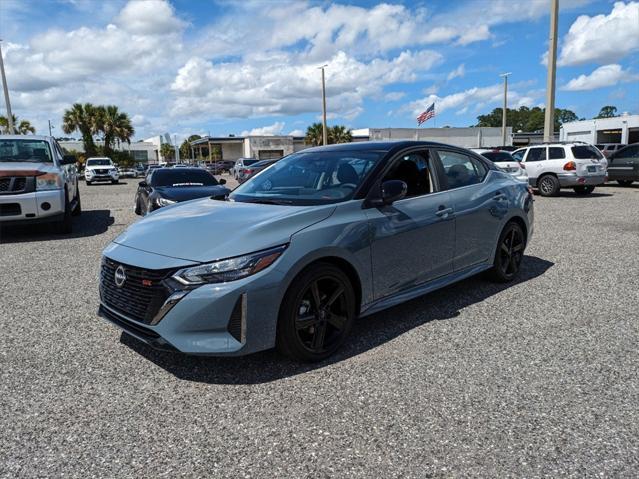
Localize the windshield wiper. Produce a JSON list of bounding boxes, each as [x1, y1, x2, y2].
[[243, 198, 294, 205]]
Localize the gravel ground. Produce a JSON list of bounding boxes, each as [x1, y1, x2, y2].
[[1, 179, 638, 478]]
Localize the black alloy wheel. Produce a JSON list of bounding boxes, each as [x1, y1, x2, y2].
[[488, 222, 525, 283], [277, 263, 356, 362]]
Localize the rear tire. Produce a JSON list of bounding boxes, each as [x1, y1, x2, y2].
[[85, 180, 92, 185], [487, 222, 525, 283], [277, 263, 356, 362], [618, 180, 634, 186], [537, 174, 560, 197], [573, 185, 595, 195]]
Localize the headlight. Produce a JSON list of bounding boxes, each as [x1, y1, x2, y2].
[[173, 244, 287, 285], [155, 197, 177, 207], [36, 173, 63, 191]]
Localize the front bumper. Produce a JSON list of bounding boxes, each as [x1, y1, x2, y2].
[[0, 189, 64, 223], [98, 244, 286, 356], [86, 171, 119, 182], [558, 173, 606, 187]]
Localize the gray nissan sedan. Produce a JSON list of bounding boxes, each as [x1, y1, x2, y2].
[[99, 141, 534, 361]]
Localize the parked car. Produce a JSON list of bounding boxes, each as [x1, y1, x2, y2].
[[472, 149, 527, 183], [134, 167, 229, 216], [118, 167, 138, 178], [134, 164, 146, 176], [511, 143, 606, 196], [237, 159, 280, 183], [85, 157, 119, 185], [0, 135, 81, 233], [596, 143, 625, 159], [231, 158, 259, 179], [99, 141, 533, 361], [607, 143, 639, 186]]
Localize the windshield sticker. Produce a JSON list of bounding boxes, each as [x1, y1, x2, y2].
[[172, 182, 204, 186]]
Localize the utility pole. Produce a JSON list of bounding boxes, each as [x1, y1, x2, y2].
[[0, 40, 15, 134], [544, 0, 559, 142], [48, 120, 53, 137], [174, 134, 180, 164], [319, 64, 328, 146], [500, 72, 511, 146]]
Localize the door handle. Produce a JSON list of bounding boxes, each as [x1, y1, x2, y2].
[[436, 206, 453, 217]]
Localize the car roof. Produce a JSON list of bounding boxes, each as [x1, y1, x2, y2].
[[301, 140, 467, 155], [0, 134, 52, 141]]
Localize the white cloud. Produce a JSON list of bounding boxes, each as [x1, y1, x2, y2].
[[288, 129, 305, 137], [115, 0, 186, 35], [558, 1, 639, 66], [447, 64, 466, 81], [171, 49, 442, 119], [406, 82, 537, 117], [240, 122, 286, 136], [457, 26, 491, 45], [561, 64, 638, 91], [384, 91, 406, 101]]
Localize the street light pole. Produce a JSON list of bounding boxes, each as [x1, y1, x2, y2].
[[0, 40, 15, 134], [544, 0, 559, 142], [319, 64, 328, 146], [48, 120, 53, 137], [500, 72, 511, 146]]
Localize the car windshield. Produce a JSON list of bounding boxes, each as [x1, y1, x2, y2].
[[87, 159, 112, 166], [151, 168, 218, 187], [242, 159, 258, 166], [230, 149, 384, 205], [0, 139, 53, 163], [481, 151, 515, 163], [571, 145, 603, 159]]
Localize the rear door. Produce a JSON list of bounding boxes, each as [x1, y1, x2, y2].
[[433, 148, 507, 271], [608, 145, 639, 180], [570, 145, 606, 177], [522, 147, 546, 184]]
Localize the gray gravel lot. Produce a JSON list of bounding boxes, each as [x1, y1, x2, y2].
[[1, 179, 638, 477]]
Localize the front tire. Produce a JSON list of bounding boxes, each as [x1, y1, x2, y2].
[[72, 184, 82, 216], [618, 180, 634, 186], [487, 222, 525, 283], [112, 180, 119, 184], [55, 190, 73, 234], [537, 174, 560, 197], [573, 185, 595, 195], [277, 263, 356, 362], [85, 180, 92, 185]]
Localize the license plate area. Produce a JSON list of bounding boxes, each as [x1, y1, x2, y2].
[[587, 165, 597, 173]]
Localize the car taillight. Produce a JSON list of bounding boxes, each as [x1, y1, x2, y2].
[[563, 161, 576, 171], [244, 169, 253, 174]]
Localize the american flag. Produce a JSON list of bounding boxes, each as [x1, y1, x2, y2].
[[417, 103, 435, 125]]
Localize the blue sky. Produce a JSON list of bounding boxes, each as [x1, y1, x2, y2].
[[1, 0, 637, 140]]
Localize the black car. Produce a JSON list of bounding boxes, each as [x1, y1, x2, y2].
[[134, 167, 230, 216], [240, 159, 279, 183], [607, 143, 639, 186]]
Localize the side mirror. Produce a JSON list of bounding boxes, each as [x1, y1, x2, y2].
[[218, 178, 226, 185], [380, 180, 407, 205], [138, 181, 147, 187], [61, 155, 76, 165]]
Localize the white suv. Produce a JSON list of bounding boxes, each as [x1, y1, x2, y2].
[[84, 157, 119, 185], [512, 143, 607, 196]]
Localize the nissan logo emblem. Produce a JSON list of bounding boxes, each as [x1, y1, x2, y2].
[[114, 265, 127, 288]]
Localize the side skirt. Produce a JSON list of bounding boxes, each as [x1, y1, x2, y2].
[[359, 262, 492, 318]]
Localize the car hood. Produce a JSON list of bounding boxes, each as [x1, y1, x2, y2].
[[86, 164, 114, 170], [114, 198, 336, 263], [153, 185, 230, 201], [0, 162, 58, 175]]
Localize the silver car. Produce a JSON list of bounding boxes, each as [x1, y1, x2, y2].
[[98, 141, 534, 361]]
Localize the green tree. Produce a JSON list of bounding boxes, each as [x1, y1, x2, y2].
[[476, 106, 578, 132], [160, 142, 175, 161], [0, 114, 36, 134], [329, 125, 352, 144], [62, 103, 99, 157], [180, 135, 201, 160], [595, 105, 618, 119], [304, 122, 324, 146], [98, 105, 134, 156]]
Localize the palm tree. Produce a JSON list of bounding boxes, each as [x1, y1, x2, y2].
[[62, 103, 99, 157], [0, 114, 36, 134], [304, 122, 324, 146], [99, 105, 135, 155], [329, 125, 352, 144]]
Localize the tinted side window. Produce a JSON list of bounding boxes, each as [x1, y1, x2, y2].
[[437, 150, 486, 189], [383, 151, 434, 198], [548, 147, 566, 159], [526, 147, 546, 162], [616, 146, 639, 159], [512, 149, 525, 161]]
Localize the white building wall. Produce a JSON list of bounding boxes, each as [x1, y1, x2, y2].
[[369, 127, 511, 147], [560, 115, 639, 144]]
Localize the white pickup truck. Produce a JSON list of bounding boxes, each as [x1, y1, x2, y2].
[[0, 135, 81, 233]]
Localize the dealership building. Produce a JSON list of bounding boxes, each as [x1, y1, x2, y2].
[[560, 114, 639, 144]]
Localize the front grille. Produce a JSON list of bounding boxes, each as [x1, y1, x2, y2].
[[100, 258, 175, 324], [0, 177, 28, 194], [0, 203, 21, 216], [96, 169, 109, 174], [227, 295, 245, 343]]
